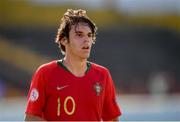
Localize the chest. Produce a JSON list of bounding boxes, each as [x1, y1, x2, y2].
[[43, 68, 107, 120], [46, 75, 105, 103]]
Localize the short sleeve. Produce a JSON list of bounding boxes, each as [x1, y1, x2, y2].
[[102, 70, 121, 120], [25, 67, 47, 118]]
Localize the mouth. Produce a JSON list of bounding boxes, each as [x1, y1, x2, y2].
[[82, 45, 90, 50]]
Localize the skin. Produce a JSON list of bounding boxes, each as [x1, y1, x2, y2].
[[25, 114, 45, 121], [25, 23, 119, 121], [62, 23, 94, 77]]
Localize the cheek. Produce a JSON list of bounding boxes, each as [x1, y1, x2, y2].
[[69, 41, 81, 52], [71, 39, 83, 47]]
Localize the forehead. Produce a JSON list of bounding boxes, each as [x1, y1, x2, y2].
[[70, 23, 92, 33]]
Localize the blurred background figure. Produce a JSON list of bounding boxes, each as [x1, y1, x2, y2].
[[0, 0, 180, 121], [148, 71, 174, 95], [0, 79, 6, 98]]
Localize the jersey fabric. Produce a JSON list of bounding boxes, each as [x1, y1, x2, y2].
[[25, 60, 121, 121]]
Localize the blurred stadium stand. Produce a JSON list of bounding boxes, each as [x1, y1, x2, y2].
[[0, 26, 180, 94], [0, 0, 180, 121]]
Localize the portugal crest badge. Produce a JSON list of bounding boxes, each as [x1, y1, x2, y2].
[[94, 82, 102, 96]]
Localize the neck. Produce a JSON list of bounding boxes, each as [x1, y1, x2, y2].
[[63, 56, 87, 77]]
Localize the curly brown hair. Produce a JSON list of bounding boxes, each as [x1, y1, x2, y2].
[[55, 9, 97, 54]]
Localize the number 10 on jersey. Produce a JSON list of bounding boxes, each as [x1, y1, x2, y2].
[[57, 96, 76, 116]]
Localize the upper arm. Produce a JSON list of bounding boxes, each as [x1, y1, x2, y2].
[[112, 116, 119, 121], [102, 70, 121, 120], [25, 67, 47, 119], [25, 113, 45, 121]]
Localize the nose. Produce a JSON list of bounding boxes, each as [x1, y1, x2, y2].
[[84, 36, 92, 43]]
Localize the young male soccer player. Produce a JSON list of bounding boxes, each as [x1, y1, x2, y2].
[[25, 9, 121, 121]]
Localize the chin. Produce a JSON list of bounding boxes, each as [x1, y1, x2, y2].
[[81, 55, 90, 59]]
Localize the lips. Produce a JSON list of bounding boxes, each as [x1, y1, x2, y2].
[[82, 45, 90, 49]]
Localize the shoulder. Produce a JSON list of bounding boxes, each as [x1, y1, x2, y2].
[[90, 62, 110, 75], [90, 62, 113, 85], [35, 60, 57, 74], [30, 61, 58, 83]]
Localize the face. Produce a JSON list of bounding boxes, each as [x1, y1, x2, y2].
[[63, 23, 94, 60]]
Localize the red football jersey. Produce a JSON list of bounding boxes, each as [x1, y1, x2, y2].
[[25, 60, 121, 121]]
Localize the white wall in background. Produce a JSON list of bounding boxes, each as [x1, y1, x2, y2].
[[0, 95, 180, 121]]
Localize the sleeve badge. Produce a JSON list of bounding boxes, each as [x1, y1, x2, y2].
[[29, 88, 39, 102]]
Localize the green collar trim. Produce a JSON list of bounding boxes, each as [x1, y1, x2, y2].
[[57, 59, 91, 74]]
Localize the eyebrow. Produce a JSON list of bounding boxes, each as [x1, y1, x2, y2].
[[75, 31, 92, 35], [75, 31, 82, 34]]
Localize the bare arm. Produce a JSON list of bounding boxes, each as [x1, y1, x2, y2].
[[25, 114, 45, 121], [112, 116, 119, 121]]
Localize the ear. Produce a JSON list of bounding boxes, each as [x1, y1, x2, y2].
[[60, 37, 68, 46]]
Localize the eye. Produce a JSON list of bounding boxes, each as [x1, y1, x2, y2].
[[76, 33, 83, 37], [88, 33, 93, 38]]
